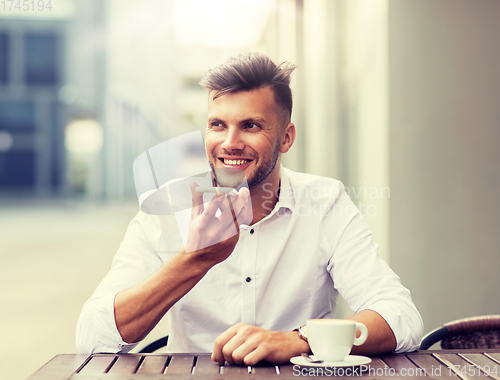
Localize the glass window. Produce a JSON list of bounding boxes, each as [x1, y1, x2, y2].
[[51, 103, 62, 188], [0, 151, 35, 187], [0, 33, 8, 84], [24, 33, 59, 86], [0, 100, 36, 130]]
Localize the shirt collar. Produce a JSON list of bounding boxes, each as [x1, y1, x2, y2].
[[276, 166, 294, 212]]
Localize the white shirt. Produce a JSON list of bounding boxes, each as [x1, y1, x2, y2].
[[76, 167, 423, 353]]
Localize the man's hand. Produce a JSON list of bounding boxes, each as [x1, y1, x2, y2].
[[185, 183, 252, 266], [211, 323, 310, 366]]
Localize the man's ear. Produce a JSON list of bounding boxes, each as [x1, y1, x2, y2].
[[280, 123, 296, 153]]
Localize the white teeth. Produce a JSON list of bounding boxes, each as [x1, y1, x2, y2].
[[225, 159, 249, 166]]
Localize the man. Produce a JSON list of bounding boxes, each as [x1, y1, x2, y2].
[[77, 52, 423, 365]]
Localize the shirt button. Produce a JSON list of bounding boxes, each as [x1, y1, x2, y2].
[[246, 277, 252, 283], [250, 229, 254, 234]]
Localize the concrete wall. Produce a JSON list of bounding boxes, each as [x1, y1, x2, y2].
[[389, 0, 500, 332]]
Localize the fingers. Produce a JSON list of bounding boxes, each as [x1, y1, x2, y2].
[[212, 325, 301, 366], [212, 325, 239, 365], [212, 324, 268, 366], [218, 187, 252, 227], [190, 182, 204, 218], [223, 195, 239, 233], [231, 339, 269, 366], [188, 187, 251, 252], [216, 198, 243, 240], [202, 192, 228, 217], [196, 187, 250, 224], [237, 345, 267, 366], [232, 187, 252, 225], [213, 326, 251, 366]]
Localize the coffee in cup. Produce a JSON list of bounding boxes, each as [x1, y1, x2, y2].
[[306, 319, 368, 362]]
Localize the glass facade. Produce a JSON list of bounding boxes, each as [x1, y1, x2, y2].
[[0, 28, 64, 194], [24, 33, 59, 86], [0, 151, 35, 187], [0, 33, 8, 84], [0, 100, 36, 130], [51, 103, 62, 188]]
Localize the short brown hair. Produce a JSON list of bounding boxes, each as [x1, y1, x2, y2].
[[199, 52, 296, 124]]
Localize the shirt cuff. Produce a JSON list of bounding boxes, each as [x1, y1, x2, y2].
[[77, 293, 139, 353]]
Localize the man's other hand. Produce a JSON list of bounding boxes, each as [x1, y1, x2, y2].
[[211, 323, 309, 366]]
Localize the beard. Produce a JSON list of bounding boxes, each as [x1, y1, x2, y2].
[[209, 138, 281, 190]]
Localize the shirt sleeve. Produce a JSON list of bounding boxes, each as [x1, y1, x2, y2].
[[324, 184, 423, 352], [76, 212, 170, 353]]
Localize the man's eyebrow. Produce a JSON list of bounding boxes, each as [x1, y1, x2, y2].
[[207, 117, 268, 124], [208, 117, 224, 123], [240, 117, 267, 124]]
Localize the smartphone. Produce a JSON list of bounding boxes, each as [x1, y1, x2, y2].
[[195, 186, 235, 194]]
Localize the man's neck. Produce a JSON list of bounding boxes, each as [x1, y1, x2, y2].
[[248, 176, 281, 225]]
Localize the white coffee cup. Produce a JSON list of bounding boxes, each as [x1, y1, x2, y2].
[[306, 319, 368, 362]]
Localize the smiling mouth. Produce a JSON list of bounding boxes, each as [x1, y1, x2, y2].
[[219, 158, 252, 166]]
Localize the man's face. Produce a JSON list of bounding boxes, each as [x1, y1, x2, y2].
[[205, 86, 288, 189]]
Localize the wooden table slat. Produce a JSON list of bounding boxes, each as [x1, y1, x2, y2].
[[192, 355, 221, 375], [77, 355, 117, 375], [370, 357, 391, 369], [381, 353, 421, 375], [28, 354, 90, 380], [106, 354, 142, 374], [436, 353, 493, 380], [136, 355, 169, 374], [165, 355, 195, 375], [277, 360, 297, 377], [221, 363, 252, 376], [407, 351, 459, 380], [29, 350, 500, 379], [487, 353, 500, 364], [460, 353, 500, 380], [251, 364, 279, 375]]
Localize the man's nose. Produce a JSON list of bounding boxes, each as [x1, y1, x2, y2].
[[220, 127, 244, 152]]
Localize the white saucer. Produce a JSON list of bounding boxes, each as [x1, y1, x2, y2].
[[290, 354, 372, 367]]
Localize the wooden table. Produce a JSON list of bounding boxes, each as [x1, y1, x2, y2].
[[28, 349, 500, 379]]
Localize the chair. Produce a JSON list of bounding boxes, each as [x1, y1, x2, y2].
[[138, 335, 169, 353], [420, 315, 500, 350]]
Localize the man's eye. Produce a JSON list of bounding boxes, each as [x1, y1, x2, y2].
[[210, 122, 224, 129], [245, 123, 260, 129]]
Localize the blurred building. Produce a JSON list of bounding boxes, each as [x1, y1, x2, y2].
[[0, 10, 67, 196], [0, 0, 106, 198], [0, 0, 350, 201]]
